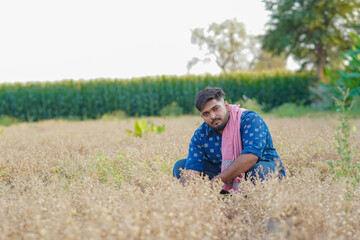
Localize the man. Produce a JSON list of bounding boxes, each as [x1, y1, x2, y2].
[[173, 87, 285, 191]]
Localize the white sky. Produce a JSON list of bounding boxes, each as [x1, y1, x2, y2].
[[0, 0, 299, 84]]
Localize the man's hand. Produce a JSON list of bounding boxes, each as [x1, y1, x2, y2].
[[179, 169, 201, 185], [210, 176, 222, 190], [216, 153, 258, 183]]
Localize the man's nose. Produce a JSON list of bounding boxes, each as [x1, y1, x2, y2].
[[210, 111, 216, 119]]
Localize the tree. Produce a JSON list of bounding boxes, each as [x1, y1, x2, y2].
[[262, 0, 360, 81], [189, 18, 260, 73], [311, 33, 360, 110], [186, 57, 211, 74], [253, 51, 287, 71]]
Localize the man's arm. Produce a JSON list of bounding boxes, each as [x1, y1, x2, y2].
[[180, 125, 207, 185], [213, 112, 267, 184], [212, 153, 258, 183]]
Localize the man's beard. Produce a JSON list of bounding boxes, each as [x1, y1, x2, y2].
[[212, 121, 227, 131], [211, 111, 230, 132]]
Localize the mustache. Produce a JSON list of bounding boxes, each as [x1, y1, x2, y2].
[[211, 118, 222, 124]]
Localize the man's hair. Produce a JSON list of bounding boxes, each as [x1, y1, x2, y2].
[[194, 87, 226, 111]]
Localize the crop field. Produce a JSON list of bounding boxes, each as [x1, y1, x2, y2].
[[0, 115, 360, 239]]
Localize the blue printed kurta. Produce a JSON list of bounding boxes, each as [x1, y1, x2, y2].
[[185, 111, 283, 172]]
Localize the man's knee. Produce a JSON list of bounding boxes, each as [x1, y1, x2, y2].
[[173, 159, 187, 179], [245, 161, 285, 182]]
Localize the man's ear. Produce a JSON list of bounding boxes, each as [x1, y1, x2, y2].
[[224, 100, 230, 111]]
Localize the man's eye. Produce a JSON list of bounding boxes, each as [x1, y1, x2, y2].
[[203, 113, 209, 117], [213, 106, 219, 111]]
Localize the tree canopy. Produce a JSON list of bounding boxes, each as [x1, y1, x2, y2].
[[189, 18, 260, 73], [262, 0, 360, 80]]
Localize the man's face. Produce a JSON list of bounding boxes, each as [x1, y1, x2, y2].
[[200, 98, 230, 133]]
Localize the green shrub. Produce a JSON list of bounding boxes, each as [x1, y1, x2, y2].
[[101, 110, 127, 120], [0, 115, 21, 126], [311, 33, 360, 110], [234, 96, 264, 114], [54, 115, 82, 122], [269, 103, 316, 117], [159, 102, 184, 117]]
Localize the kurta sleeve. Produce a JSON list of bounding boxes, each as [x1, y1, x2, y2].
[[240, 112, 267, 159]]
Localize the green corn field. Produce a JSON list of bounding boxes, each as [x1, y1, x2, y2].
[[0, 71, 317, 121]]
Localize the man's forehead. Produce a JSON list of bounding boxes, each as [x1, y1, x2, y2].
[[201, 99, 224, 112]]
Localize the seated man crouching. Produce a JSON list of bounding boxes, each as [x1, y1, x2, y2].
[[173, 87, 285, 192]]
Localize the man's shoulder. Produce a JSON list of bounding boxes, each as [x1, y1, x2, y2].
[[241, 110, 260, 120], [194, 122, 210, 134], [190, 122, 211, 143], [241, 111, 264, 124], [192, 121, 217, 138]]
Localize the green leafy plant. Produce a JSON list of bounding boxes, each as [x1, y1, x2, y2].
[[151, 124, 166, 134], [0, 168, 8, 183], [92, 153, 124, 187], [328, 88, 359, 185], [126, 119, 165, 137], [54, 161, 82, 190]]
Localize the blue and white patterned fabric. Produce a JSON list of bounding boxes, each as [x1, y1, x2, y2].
[[185, 111, 284, 173]]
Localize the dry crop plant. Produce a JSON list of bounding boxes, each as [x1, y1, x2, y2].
[[0, 115, 359, 239]]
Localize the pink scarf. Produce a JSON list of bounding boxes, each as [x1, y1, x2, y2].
[[221, 104, 247, 192]]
